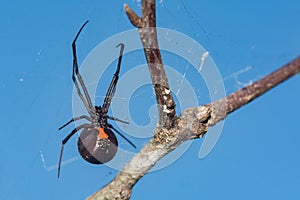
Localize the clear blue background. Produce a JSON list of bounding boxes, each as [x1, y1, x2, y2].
[[1, 0, 300, 199]]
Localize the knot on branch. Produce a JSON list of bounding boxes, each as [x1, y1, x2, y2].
[[179, 105, 211, 139]]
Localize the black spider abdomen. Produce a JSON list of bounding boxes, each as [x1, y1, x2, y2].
[[77, 127, 118, 164]]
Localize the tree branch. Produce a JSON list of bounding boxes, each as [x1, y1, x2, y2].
[[208, 56, 300, 126], [86, 1, 300, 199], [87, 55, 300, 200], [125, 1, 176, 129], [124, 4, 142, 28]]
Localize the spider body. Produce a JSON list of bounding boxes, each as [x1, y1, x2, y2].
[[77, 127, 118, 164], [57, 20, 136, 178]]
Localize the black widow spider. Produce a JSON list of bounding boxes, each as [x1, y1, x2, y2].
[[58, 20, 136, 178]]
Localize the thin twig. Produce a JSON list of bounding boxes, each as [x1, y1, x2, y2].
[[209, 56, 300, 125], [124, 4, 142, 28]]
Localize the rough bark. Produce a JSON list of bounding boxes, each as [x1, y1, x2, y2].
[[87, 1, 300, 199]]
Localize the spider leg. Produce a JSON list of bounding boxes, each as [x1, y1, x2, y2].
[[101, 43, 125, 114], [107, 123, 136, 149], [71, 20, 95, 116], [57, 123, 92, 178], [107, 115, 129, 124], [114, 43, 125, 76], [72, 66, 94, 116], [58, 115, 92, 130]]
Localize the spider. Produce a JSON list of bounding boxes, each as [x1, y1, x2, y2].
[[58, 20, 136, 178]]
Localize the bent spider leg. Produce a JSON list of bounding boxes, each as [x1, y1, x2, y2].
[[107, 115, 129, 124], [114, 43, 125, 76], [72, 63, 94, 116], [71, 20, 95, 116], [107, 123, 136, 149], [102, 43, 125, 114], [58, 115, 92, 130], [57, 123, 92, 178]]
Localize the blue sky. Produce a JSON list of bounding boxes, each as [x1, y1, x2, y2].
[[1, 0, 300, 199]]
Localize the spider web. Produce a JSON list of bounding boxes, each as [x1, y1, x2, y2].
[[35, 0, 260, 173], [31, 0, 290, 178], [2, 1, 298, 200]]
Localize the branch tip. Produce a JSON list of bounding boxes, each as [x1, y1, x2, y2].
[[124, 4, 143, 28]]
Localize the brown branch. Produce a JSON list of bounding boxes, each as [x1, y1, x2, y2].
[[124, 4, 142, 28], [208, 56, 300, 125], [87, 56, 300, 199], [86, 1, 300, 199], [125, 1, 176, 129]]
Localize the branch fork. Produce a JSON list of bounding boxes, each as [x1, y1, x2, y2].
[[87, 1, 300, 199]]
